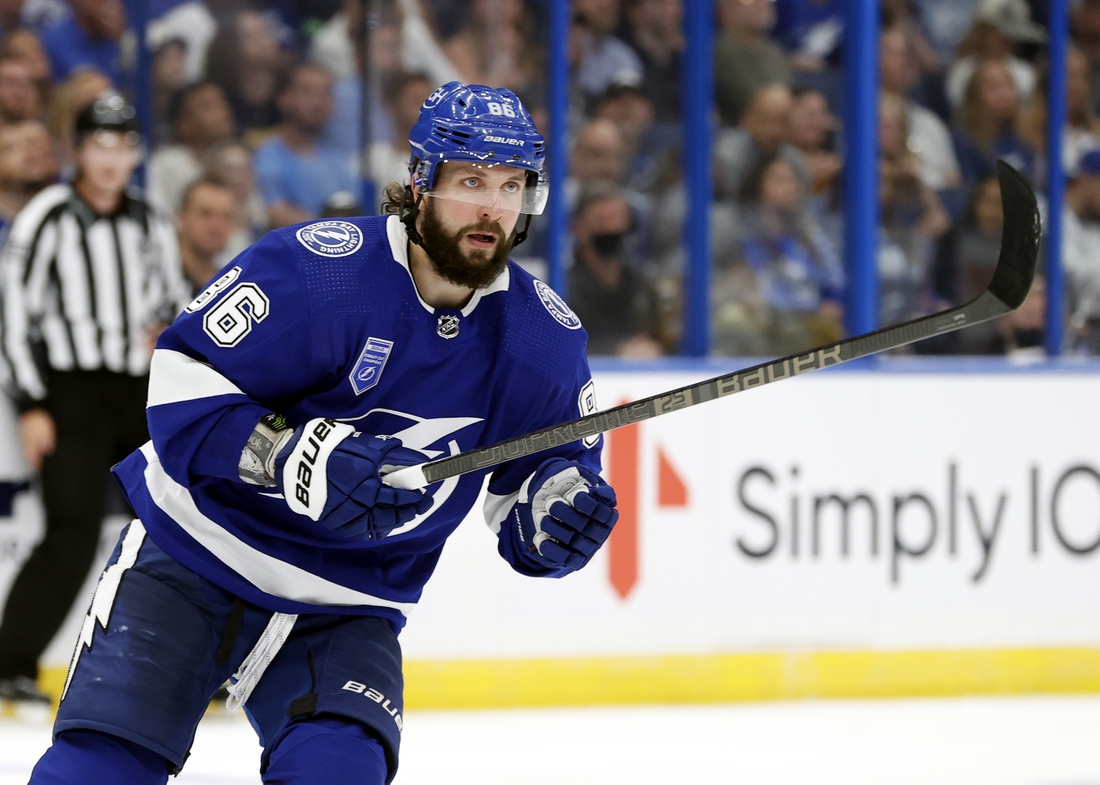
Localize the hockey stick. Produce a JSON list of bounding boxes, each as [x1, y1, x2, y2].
[[384, 161, 1040, 491]]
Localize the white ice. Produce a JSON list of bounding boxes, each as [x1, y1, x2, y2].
[[2, 695, 1098, 784]]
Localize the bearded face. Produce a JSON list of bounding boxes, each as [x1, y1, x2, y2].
[[418, 195, 516, 289]]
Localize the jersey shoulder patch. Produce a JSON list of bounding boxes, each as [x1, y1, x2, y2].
[[497, 265, 589, 385], [532, 279, 582, 330], [296, 220, 364, 258]]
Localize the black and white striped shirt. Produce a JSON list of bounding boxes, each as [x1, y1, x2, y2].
[[1, 183, 189, 411]]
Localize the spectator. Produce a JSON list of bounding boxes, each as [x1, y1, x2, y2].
[[786, 86, 841, 199], [147, 81, 235, 215], [878, 92, 951, 328], [621, 0, 682, 121], [570, 117, 628, 192], [150, 37, 187, 146], [46, 68, 110, 155], [919, 0, 982, 66], [145, 0, 218, 85], [322, 0, 405, 163], [772, 0, 844, 73], [0, 51, 43, 123], [568, 182, 664, 357], [1061, 150, 1100, 353], [0, 92, 187, 707], [880, 0, 942, 75], [714, 85, 808, 201], [1020, 44, 1100, 179], [176, 174, 237, 293], [1073, 0, 1100, 114], [593, 79, 676, 194], [572, 0, 644, 111], [567, 116, 655, 249], [0, 29, 52, 109], [370, 70, 434, 191], [879, 26, 961, 190], [204, 10, 287, 141], [716, 153, 843, 356], [39, 0, 126, 86], [312, 0, 460, 87], [442, 0, 542, 95], [713, 0, 793, 128], [945, 0, 1045, 110], [253, 63, 357, 229], [952, 58, 1036, 188], [203, 140, 265, 259], [0, 120, 58, 233]]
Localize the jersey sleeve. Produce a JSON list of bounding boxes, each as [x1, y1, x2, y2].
[[146, 229, 335, 487], [0, 191, 62, 409], [149, 209, 192, 324], [483, 351, 605, 578]]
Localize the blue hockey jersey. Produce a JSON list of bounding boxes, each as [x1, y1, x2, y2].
[[113, 215, 602, 631]]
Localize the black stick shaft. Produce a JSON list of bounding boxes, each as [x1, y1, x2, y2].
[[383, 161, 1040, 491]]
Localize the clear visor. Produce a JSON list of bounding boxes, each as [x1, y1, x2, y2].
[[416, 159, 548, 215]]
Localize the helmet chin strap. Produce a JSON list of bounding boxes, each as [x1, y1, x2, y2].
[[399, 185, 426, 248], [512, 213, 532, 247], [399, 184, 533, 249]]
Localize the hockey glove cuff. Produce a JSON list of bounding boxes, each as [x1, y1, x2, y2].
[[513, 457, 618, 573], [274, 418, 431, 540]]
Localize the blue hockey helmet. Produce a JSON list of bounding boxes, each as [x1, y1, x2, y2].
[[407, 82, 548, 215]]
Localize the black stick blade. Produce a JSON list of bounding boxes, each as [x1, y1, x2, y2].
[[987, 160, 1042, 310]]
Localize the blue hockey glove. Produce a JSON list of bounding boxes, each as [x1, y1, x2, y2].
[[514, 457, 618, 572], [275, 418, 431, 540]]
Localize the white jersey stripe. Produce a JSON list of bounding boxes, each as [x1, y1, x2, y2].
[[87, 220, 125, 371], [56, 212, 102, 370], [139, 442, 417, 614], [147, 349, 247, 407]]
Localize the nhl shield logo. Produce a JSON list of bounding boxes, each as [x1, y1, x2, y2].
[[350, 337, 394, 395], [296, 220, 364, 258], [437, 314, 460, 339]]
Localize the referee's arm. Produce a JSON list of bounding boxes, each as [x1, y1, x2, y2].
[[144, 211, 190, 355], [0, 207, 53, 413]]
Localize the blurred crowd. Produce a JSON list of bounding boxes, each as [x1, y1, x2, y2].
[[0, 0, 1095, 357]]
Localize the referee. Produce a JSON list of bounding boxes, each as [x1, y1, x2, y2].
[[0, 92, 188, 706]]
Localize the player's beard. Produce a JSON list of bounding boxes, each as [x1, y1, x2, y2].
[[419, 198, 513, 289]]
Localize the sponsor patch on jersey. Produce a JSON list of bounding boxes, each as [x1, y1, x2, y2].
[[533, 280, 582, 330], [186, 266, 241, 312], [350, 337, 394, 395], [296, 220, 364, 258], [578, 379, 599, 448]]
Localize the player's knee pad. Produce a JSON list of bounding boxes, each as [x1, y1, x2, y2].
[[264, 715, 389, 785], [29, 729, 169, 785]]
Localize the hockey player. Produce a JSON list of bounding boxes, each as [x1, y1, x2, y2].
[[27, 82, 619, 785]]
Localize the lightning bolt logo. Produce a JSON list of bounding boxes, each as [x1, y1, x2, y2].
[[295, 221, 364, 258], [61, 521, 147, 702]]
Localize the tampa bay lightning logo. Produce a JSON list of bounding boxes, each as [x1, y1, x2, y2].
[[350, 337, 393, 395], [296, 220, 364, 258], [533, 280, 582, 330]]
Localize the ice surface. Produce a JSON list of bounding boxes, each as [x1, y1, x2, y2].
[[1, 696, 1098, 785]]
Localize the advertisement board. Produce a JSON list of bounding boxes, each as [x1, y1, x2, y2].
[[9, 366, 1099, 705]]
